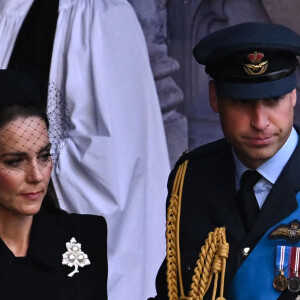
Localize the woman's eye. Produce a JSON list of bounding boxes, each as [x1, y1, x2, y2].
[[4, 159, 24, 168], [38, 152, 52, 162]]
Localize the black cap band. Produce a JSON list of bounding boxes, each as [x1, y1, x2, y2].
[[193, 22, 300, 99], [215, 73, 296, 99], [210, 66, 296, 84]]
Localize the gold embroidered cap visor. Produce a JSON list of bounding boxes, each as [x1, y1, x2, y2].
[[193, 22, 300, 99]]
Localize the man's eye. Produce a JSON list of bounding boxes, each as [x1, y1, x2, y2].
[[273, 97, 282, 102], [269, 96, 284, 102], [233, 99, 248, 104]]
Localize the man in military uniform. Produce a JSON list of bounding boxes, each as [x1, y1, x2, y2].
[[149, 22, 300, 300]]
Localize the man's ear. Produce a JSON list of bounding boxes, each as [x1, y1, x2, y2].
[[291, 88, 297, 107], [209, 80, 219, 112]]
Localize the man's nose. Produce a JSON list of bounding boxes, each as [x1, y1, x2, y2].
[[250, 101, 270, 130]]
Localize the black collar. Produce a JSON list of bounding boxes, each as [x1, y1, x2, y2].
[[0, 208, 73, 274]]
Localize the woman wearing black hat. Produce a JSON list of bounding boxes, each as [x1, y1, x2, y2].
[[0, 69, 107, 299]]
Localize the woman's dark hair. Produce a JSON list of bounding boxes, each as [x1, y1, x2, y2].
[[0, 69, 60, 211], [0, 104, 49, 129], [43, 179, 60, 212]]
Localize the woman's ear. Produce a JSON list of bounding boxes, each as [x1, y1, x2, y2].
[[209, 80, 219, 113]]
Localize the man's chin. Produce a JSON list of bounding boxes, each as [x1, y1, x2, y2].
[[235, 146, 278, 168]]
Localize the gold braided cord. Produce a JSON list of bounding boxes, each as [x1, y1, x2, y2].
[[166, 160, 188, 300], [176, 161, 188, 297], [166, 159, 229, 300], [188, 227, 229, 300], [166, 194, 179, 300]]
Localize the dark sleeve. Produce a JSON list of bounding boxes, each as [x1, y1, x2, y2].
[[148, 167, 178, 300]]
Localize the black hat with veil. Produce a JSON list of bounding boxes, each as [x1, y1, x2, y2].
[[0, 68, 70, 210]]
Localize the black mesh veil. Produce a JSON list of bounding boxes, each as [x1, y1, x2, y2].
[[0, 69, 70, 211]]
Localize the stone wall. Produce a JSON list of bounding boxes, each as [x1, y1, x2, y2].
[[128, 0, 300, 160], [128, 0, 188, 167], [167, 0, 300, 150]]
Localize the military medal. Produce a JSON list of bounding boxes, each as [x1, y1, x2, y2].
[[273, 271, 288, 292], [273, 245, 290, 291], [288, 247, 300, 293]]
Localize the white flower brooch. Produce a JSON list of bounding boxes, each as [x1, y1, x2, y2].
[[62, 237, 91, 277]]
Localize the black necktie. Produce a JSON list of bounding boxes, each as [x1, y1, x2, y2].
[[237, 170, 261, 232]]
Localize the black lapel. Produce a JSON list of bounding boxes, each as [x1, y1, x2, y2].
[[0, 238, 15, 275], [28, 208, 69, 268], [28, 208, 79, 299], [246, 137, 300, 243], [8, 0, 59, 109], [207, 141, 247, 242]]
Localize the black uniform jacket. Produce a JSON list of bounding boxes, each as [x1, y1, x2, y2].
[[149, 137, 300, 300], [0, 208, 107, 300]]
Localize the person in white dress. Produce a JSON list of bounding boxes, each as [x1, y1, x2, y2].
[[0, 1, 170, 299]]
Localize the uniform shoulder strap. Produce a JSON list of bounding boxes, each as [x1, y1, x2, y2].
[[166, 160, 229, 300]]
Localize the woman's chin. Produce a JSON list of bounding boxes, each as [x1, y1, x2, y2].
[[18, 203, 43, 217]]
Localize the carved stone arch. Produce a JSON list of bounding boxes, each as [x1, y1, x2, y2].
[[191, 0, 228, 102], [189, 0, 229, 148], [129, 0, 300, 155]]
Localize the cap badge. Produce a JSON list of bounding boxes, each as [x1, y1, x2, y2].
[[62, 237, 91, 277], [268, 220, 300, 244], [243, 51, 268, 76]]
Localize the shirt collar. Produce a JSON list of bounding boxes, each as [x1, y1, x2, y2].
[[233, 127, 298, 187]]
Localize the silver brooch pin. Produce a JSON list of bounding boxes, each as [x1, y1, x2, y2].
[[62, 237, 91, 277]]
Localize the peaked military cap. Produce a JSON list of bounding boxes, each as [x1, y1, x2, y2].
[[193, 22, 300, 99]]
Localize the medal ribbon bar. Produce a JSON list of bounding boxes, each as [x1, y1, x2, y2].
[[290, 247, 300, 278], [276, 245, 290, 277], [273, 245, 290, 292], [288, 247, 300, 293]]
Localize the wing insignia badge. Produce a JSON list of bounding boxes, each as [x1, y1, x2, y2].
[[268, 220, 300, 244]]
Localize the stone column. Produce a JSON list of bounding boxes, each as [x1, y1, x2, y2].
[[128, 0, 188, 167]]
